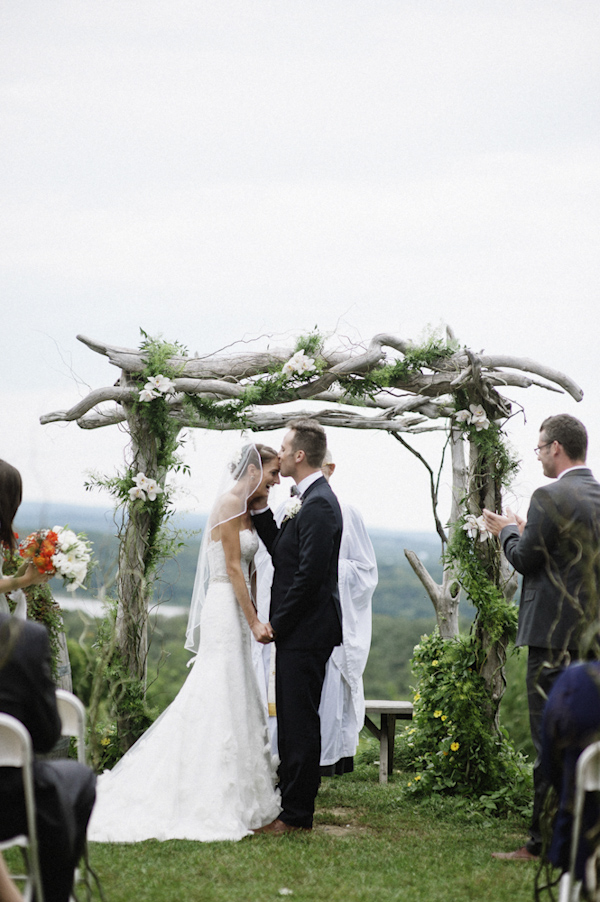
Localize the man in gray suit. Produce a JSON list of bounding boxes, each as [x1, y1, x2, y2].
[[483, 414, 600, 860]]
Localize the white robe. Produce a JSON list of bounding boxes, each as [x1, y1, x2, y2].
[[253, 500, 377, 764]]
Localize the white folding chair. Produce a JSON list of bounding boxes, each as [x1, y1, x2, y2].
[[55, 690, 87, 765], [0, 713, 44, 902], [560, 740, 600, 902], [55, 689, 90, 901]]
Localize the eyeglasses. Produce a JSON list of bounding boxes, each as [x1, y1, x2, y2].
[[534, 441, 554, 457]]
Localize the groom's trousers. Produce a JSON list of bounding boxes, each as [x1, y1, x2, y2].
[[275, 645, 333, 828]]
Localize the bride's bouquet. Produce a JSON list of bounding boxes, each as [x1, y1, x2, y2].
[[20, 527, 93, 592]]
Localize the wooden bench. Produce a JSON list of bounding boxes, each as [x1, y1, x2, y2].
[[364, 700, 414, 784]]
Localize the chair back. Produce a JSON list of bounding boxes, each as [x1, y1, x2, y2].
[[576, 742, 600, 793], [564, 740, 600, 902], [0, 714, 31, 767], [56, 690, 87, 764], [0, 714, 44, 902]]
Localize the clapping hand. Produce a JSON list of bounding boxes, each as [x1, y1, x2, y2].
[[482, 508, 526, 537]]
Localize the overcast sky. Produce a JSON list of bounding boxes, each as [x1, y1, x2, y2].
[[2, 1, 599, 533]]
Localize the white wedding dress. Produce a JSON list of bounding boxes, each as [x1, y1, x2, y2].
[[88, 530, 281, 842]]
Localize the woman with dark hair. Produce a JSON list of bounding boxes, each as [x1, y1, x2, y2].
[[89, 443, 283, 842], [0, 459, 38, 902], [0, 460, 49, 604]]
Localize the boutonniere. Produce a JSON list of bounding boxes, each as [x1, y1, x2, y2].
[[283, 497, 303, 522]]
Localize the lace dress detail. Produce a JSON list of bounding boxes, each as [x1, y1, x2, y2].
[[88, 530, 281, 842]]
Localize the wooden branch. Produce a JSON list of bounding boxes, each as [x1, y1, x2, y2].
[[486, 373, 565, 393], [71, 404, 449, 433], [75, 409, 128, 429], [404, 550, 441, 604], [391, 432, 448, 544], [177, 408, 448, 434], [463, 353, 583, 402], [76, 334, 348, 380], [75, 333, 584, 402], [41, 332, 582, 435], [405, 548, 460, 638], [40, 387, 134, 425]]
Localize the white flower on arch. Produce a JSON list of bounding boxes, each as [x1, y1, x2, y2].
[[139, 374, 176, 401], [455, 404, 490, 431], [128, 472, 163, 502], [462, 514, 492, 542], [281, 350, 316, 377]]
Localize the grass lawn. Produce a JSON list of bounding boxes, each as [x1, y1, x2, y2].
[[77, 765, 546, 902]]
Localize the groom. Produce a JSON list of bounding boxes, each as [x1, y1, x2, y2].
[[251, 419, 343, 834]]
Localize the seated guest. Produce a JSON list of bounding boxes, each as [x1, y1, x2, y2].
[[0, 456, 95, 901], [540, 662, 600, 888], [0, 613, 96, 902]]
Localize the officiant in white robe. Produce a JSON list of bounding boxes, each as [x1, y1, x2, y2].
[[253, 450, 378, 772]]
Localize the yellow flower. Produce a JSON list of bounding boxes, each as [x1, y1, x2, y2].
[[433, 710, 442, 718], [441, 715, 447, 722], [414, 775, 421, 781], [451, 741, 460, 752], [413, 692, 421, 702], [432, 660, 439, 666], [101, 737, 111, 747], [407, 781, 412, 787]]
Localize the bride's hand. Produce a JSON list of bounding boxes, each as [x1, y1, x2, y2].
[[251, 620, 274, 644]]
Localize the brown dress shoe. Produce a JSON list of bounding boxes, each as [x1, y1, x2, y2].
[[492, 845, 539, 861], [252, 818, 312, 836]]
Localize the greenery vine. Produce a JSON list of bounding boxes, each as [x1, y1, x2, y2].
[[445, 527, 518, 642], [444, 407, 520, 640], [380, 360, 526, 804], [336, 330, 458, 400], [395, 629, 531, 814], [71, 600, 157, 770]]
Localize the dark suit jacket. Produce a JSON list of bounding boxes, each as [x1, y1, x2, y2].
[[254, 476, 343, 650], [500, 468, 600, 651], [540, 662, 600, 881], [0, 613, 61, 752]]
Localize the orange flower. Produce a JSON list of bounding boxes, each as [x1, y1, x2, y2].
[[20, 530, 58, 575]]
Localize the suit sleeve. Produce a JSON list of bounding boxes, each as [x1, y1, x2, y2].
[[252, 508, 279, 555], [501, 487, 560, 576], [21, 624, 62, 753], [271, 494, 338, 640]]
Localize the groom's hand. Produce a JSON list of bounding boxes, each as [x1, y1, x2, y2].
[[249, 492, 269, 511]]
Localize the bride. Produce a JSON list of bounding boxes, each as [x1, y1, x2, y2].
[[88, 444, 282, 842]]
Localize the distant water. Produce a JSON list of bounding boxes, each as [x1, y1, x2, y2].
[[55, 595, 189, 619]]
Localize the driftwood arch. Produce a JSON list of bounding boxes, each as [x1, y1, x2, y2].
[[42, 328, 583, 744]]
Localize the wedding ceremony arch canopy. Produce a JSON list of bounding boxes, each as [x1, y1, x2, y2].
[[42, 330, 582, 434], [41, 328, 583, 745]]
